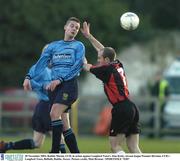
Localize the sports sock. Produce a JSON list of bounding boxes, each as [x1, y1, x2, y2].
[[63, 128, 79, 153], [51, 119, 63, 153], [59, 143, 66, 153], [5, 139, 35, 150]]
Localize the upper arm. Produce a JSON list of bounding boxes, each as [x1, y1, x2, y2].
[[90, 65, 109, 81], [76, 42, 85, 60]]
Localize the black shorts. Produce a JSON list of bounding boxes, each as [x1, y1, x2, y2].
[[32, 100, 51, 133], [109, 99, 140, 137], [48, 78, 78, 111]]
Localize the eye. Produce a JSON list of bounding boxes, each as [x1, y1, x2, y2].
[[70, 24, 74, 28]]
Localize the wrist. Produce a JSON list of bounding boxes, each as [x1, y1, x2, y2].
[[87, 34, 93, 40], [25, 75, 31, 80], [58, 77, 64, 83]]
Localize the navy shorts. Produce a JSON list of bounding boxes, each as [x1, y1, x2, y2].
[[32, 100, 51, 133], [48, 78, 78, 111], [109, 99, 140, 137]]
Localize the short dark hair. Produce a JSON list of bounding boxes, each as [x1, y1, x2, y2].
[[102, 47, 116, 62], [66, 17, 80, 24]]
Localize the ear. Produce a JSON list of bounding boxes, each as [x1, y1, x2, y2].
[[105, 57, 110, 63]]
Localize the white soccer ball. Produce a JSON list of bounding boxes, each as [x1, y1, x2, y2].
[[120, 12, 139, 30]]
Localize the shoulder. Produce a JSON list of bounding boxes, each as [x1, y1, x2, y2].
[[42, 40, 63, 52], [74, 40, 85, 48], [111, 60, 124, 68], [90, 64, 110, 72], [92, 63, 109, 68]]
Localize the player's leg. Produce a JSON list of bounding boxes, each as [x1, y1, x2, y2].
[[48, 89, 64, 153], [33, 100, 51, 148], [60, 134, 66, 153], [48, 92, 66, 153], [50, 103, 67, 153], [62, 112, 80, 153], [50, 78, 78, 153], [126, 134, 141, 153], [0, 131, 46, 153], [126, 101, 141, 153], [0, 138, 35, 153], [109, 103, 127, 153], [33, 131, 46, 148], [0, 101, 48, 153], [48, 88, 67, 153], [109, 134, 125, 153], [47, 131, 66, 153]]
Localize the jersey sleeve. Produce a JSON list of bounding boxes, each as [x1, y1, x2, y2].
[[90, 64, 109, 82], [27, 65, 47, 91], [26, 44, 53, 79], [59, 42, 85, 81], [30, 79, 43, 91], [26, 65, 36, 78]]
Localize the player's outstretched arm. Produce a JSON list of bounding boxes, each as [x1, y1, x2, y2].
[[81, 21, 104, 52], [83, 63, 92, 72]]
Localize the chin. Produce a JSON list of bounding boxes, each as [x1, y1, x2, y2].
[[70, 35, 75, 39]]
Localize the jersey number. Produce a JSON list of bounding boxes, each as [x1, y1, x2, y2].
[[117, 67, 127, 86]]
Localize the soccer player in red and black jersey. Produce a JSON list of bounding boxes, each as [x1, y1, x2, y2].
[[81, 22, 142, 153]]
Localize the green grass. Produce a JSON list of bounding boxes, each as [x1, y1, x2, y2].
[[1, 135, 180, 153]]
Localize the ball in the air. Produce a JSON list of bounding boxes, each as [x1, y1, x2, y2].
[[120, 12, 139, 30]]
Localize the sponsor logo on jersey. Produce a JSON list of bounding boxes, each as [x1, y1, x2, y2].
[[53, 53, 72, 59]]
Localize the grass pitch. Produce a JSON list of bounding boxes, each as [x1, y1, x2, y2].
[[1, 135, 180, 153]]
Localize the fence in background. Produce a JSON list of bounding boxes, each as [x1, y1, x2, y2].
[[0, 95, 180, 137], [0, 96, 37, 133]]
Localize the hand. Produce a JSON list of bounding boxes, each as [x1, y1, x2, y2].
[[23, 79, 32, 91], [45, 83, 51, 90], [83, 63, 92, 71], [48, 80, 61, 91], [81, 21, 91, 38]]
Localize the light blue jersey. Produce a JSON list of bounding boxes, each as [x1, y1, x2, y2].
[[27, 40, 85, 82], [28, 65, 51, 101]]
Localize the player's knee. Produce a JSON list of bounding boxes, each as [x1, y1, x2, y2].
[[62, 121, 71, 131], [50, 110, 59, 120], [34, 140, 43, 148]]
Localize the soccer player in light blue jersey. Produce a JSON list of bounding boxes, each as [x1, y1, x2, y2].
[[23, 17, 85, 153], [0, 65, 66, 153]]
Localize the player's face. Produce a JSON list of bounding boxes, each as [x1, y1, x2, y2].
[[64, 20, 80, 39], [97, 50, 106, 65]]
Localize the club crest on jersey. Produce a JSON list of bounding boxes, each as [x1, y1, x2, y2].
[[62, 93, 68, 100]]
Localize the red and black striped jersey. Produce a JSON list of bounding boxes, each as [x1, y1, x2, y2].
[[90, 60, 129, 105]]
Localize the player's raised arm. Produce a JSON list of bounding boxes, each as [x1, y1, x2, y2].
[[83, 63, 92, 72], [81, 21, 104, 52]]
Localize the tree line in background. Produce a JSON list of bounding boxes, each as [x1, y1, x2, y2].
[[0, 0, 179, 88]]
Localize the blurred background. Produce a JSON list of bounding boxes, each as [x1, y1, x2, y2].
[[1, 0, 180, 153]]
